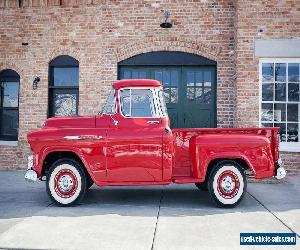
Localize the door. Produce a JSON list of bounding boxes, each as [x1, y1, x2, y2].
[[182, 67, 216, 127], [119, 66, 216, 128], [106, 88, 163, 182]]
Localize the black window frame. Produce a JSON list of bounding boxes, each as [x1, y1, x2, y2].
[[0, 69, 20, 141], [48, 55, 79, 118]]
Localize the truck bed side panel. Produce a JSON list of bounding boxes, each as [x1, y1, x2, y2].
[[172, 128, 279, 180]]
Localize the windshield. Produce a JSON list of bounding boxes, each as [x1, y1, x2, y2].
[[102, 89, 116, 115]]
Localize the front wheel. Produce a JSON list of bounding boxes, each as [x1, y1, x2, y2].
[[46, 159, 87, 206], [208, 160, 247, 208]]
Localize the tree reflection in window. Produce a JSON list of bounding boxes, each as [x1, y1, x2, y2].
[[54, 94, 77, 117], [261, 62, 299, 143], [49, 55, 79, 117]]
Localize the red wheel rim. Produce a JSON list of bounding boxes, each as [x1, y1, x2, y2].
[[54, 169, 78, 198], [217, 170, 240, 199]]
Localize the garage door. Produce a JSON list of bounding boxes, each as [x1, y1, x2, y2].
[[118, 52, 216, 128]]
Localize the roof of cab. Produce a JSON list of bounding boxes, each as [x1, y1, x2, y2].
[[113, 79, 162, 90]]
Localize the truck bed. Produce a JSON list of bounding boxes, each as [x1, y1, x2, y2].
[[171, 127, 279, 178]]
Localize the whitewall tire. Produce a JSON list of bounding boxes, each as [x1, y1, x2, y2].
[[208, 160, 247, 208], [46, 159, 86, 206]]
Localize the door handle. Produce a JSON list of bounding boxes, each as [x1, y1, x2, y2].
[[147, 120, 160, 125]]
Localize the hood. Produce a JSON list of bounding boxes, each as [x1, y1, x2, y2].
[[44, 116, 96, 128]]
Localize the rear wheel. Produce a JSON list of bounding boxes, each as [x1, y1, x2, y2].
[[208, 160, 247, 208], [46, 159, 87, 206]]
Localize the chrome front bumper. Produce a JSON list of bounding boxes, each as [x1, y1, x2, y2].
[[275, 158, 286, 180], [25, 155, 38, 182]]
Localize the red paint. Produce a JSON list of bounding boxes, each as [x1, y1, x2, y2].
[[217, 170, 240, 199], [54, 169, 78, 198], [27, 79, 280, 186], [113, 79, 162, 90]]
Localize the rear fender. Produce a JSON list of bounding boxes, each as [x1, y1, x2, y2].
[[189, 134, 275, 180]]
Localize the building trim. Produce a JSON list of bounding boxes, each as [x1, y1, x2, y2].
[[255, 39, 300, 58]]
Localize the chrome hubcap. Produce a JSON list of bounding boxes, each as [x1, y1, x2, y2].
[[58, 175, 74, 192], [221, 176, 234, 193]]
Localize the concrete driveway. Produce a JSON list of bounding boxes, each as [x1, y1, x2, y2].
[[0, 171, 299, 250]]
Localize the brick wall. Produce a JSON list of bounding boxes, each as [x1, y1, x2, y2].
[[0, 0, 299, 176], [235, 0, 300, 175]]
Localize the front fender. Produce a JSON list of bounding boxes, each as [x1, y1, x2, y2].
[[33, 146, 97, 183]]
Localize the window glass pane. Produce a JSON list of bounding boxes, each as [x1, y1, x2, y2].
[[275, 63, 286, 82], [171, 71, 178, 87], [288, 83, 299, 101], [163, 89, 170, 104], [2, 82, 19, 107], [120, 89, 155, 117], [170, 88, 178, 103], [203, 88, 211, 104], [1, 109, 18, 138], [132, 72, 139, 79], [204, 71, 211, 85], [120, 89, 130, 116], [262, 83, 273, 101], [54, 93, 77, 116], [287, 123, 298, 142], [288, 63, 299, 82], [261, 123, 273, 128], [139, 71, 146, 79], [187, 87, 194, 102], [102, 90, 116, 115], [195, 72, 203, 86], [274, 103, 286, 122], [123, 71, 131, 79], [131, 89, 154, 117], [287, 104, 298, 122], [163, 71, 170, 86], [262, 63, 274, 82], [154, 71, 163, 83], [274, 123, 287, 142], [275, 83, 286, 101], [261, 61, 300, 145], [187, 72, 194, 87], [158, 90, 168, 116], [53, 67, 79, 86], [195, 88, 203, 102], [261, 103, 273, 121]]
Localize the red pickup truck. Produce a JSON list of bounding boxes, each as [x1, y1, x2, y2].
[[25, 79, 286, 207]]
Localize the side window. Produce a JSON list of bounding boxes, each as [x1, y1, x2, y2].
[[49, 55, 79, 117], [120, 89, 155, 117], [0, 69, 20, 141], [102, 90, 116, 115]]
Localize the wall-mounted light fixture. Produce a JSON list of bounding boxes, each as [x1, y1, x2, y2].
[[33, 77, 40, 90], [160, 10, 172, 29]]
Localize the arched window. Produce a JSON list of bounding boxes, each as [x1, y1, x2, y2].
[[0, 69, 20, 141], [49, 55, 79, 117]]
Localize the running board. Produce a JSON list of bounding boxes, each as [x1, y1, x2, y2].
[[172, 177, 204, 184]]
